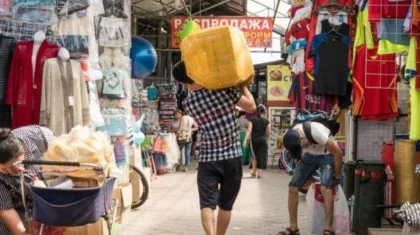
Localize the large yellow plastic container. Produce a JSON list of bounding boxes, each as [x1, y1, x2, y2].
[[180, 26, 255, 89]]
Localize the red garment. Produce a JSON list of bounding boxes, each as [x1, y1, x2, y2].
[[368, 0, 382, 22], [289, 4, 305, 18], [285, 18, 311, 45], [369, 0, 411, 21], [288, 72, 338, 112], [383, 0, 411, 19], [6, 40, 59, 129], [352, 45, 399, 120]]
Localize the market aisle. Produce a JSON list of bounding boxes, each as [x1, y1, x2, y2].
[[121, 163, 309, 235]]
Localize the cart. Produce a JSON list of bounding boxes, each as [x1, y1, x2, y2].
[[17, 160, 118, 235]]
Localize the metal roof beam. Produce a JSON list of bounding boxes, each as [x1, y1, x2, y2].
[[249, 0, 288, 17], [192, 0, 231, 15]]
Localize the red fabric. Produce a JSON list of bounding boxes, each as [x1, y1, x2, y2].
[[370, 0, 411, 21], [381, 142, 396, 220], [352, 45, 399, 120], [285, 18, 311, 46], [382, 0, 411, 19], [289, 4, 305, 18], [305, 14, 319, 74], [6, 40, 59, 129], [381, 141, 395, 171], [368, 0, 382, 22], [291, 18, 311, 40], [416, 36, 420, 89], [288, 72, 338, 112]]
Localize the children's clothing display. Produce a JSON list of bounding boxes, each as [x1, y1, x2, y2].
[[98, 108, 128, 136], [98, 17, 129, 48], [147, 85, 158, 101], [158, 84, 177, 131]]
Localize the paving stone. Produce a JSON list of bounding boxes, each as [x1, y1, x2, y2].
[[121, 163, 309, 235]]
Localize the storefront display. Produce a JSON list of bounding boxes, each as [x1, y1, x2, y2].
[[267, 107, 295, 167]]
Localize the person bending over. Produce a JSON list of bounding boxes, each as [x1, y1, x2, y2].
[[279, 121, 343, 235], [172, 61, 256, 235]]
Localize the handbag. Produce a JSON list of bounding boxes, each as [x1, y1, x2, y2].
[[177, 117, 191, 145]]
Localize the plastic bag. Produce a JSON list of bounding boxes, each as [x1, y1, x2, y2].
[[306, 184, 350, 235], [43, 126, 116, 179]]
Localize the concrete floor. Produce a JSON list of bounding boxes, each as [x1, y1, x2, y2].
[[121, 163, 309, 235]]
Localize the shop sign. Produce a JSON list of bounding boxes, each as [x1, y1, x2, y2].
[[266, 65, 292, 102], [171, 16, 273, 48]]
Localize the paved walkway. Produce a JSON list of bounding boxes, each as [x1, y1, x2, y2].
[[121, 163, 309, 235]]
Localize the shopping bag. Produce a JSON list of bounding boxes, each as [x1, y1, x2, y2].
[[306, 184, 350, 235]]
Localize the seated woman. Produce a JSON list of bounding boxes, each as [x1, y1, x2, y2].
[[0, 125, 55, 234]]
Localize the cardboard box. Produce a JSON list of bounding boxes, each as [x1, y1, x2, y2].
[[130, 171, 143, 202], [368, 228, 419, 235], [112, 183, 132, 223], [63, 218, 108, 235], [129, 145, 143, 169]]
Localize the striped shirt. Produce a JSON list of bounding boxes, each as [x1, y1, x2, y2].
[[0, 125, 54, 234]]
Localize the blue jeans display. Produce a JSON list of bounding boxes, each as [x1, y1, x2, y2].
[[179, 142, 192, 166]]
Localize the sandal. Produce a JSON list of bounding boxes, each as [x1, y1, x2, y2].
[[250, 172, 256, 178], [277, 228, 300, 235], [323, 230, 335, 235]]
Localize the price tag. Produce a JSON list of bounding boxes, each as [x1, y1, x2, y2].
[[69, 96, 74, 106]]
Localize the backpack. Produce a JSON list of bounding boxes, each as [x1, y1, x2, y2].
[[290, 109, 340, 144]]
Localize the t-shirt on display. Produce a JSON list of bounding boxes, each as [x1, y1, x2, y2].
[[310, 33, 350, 96]]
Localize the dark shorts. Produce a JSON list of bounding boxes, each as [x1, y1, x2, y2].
[[289, 153, 335, 189], [197, 157, 243, 211]]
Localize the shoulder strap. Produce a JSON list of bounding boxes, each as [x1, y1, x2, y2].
[[303, 121, 318, 144]]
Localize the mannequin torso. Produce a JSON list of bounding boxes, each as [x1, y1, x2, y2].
[[58, 47, 70, 74], [32, 31, 46, 81]]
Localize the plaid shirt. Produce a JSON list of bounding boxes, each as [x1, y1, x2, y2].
[[183, 88, 242, 162]]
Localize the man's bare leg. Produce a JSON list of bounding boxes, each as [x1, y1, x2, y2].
[[288, 186, 300, 230], [216, 209, 231, 235], [201, 208, 215, 235], [320, 185, 334, 231]]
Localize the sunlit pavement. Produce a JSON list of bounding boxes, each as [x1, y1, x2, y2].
[[121, 162, 309, 235]]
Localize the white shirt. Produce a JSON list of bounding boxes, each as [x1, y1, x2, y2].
[[293, 122, 336, 155], [179, 115, 195, 134]]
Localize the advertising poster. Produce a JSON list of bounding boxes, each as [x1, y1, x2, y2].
[[266, 65, 292, 102]]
